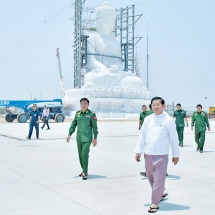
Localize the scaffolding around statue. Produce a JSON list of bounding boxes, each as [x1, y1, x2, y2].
[[63, 1, 150, 118]]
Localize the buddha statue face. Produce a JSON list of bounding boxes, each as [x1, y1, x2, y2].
[[96, 2, 116, 36]]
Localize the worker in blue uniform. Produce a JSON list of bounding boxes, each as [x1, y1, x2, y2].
[[26, 104, 40, 139]]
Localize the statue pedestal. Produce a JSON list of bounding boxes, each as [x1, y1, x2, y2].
[[63, 87, 151, 118]]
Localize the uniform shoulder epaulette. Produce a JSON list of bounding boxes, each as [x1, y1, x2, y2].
[[76, 110, 81, 114]]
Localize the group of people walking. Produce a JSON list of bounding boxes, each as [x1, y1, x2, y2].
[[25, 97, 211, 213], [136, 98, 210, 213], [66, 97, 211, 213], [26, 104, 50, 140], [173, 103, 210, 152]]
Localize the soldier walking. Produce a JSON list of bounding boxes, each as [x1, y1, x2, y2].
[[191, 104, 210, 153], [139, 105, 148, 130], [147, 104, 154, 115], [66, 98, 98, 180], [173, 103, 187, 147]]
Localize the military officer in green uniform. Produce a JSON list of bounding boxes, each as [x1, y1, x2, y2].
[[173, 103, 187, 147], [147, 104, 154, 115], [191, 104, 210, 153], [139, 105, 148, 130], [66, 98, 98, 180]]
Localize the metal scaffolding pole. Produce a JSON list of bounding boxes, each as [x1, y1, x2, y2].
[[146, 23, 149, 89], [132, 5, 135, 73], [73, 0, 83, 88], [115, 5, 142, 73]]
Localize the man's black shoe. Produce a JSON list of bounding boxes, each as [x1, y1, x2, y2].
[[141, 172, 168, 177], [140, 172, 147, 177]]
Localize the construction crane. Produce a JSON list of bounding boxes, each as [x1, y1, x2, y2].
[[56, 48, 65, 98]]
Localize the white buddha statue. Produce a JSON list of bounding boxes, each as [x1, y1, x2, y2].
[[83, 2, 145, 91]]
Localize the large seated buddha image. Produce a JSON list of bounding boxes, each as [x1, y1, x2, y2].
[[63, 2, 150, 116], [83, 2, 146, 92]]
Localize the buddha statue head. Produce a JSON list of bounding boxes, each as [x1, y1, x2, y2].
[[96, 2, 116, 36]]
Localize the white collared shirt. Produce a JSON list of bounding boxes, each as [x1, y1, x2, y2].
[[134, 112, 180, 157], [42, 109, 49, 117]]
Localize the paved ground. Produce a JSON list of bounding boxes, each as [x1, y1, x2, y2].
[[0, 119, 214, 215]]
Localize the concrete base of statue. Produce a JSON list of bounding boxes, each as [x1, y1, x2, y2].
[[63, 87, 151, 118]]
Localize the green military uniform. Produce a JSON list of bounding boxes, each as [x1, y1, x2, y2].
[[191, 111, 210, 151], [147, 109, 154, 116], [68, 109, 98, 174], [139, 110, 153, 129], [139, 111, 147, 128], [173, 109, 186, 146]]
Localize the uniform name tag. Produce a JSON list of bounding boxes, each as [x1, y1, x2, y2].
[[86, 115, 90, 118]]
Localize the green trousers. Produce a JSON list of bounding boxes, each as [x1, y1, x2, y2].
[[195, 131, 205, 151], [77, 142, 91, 174], [176, 126, 184, 145]]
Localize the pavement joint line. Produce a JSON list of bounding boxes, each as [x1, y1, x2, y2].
[[0, 133, 24, 141], [0, 162, 102, 215], [0, 133, 138, 141], [0, 134, 68, 141]]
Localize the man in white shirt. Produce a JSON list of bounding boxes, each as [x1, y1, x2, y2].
[[134, 97, 180, 213], [41, 105, 50, 130]]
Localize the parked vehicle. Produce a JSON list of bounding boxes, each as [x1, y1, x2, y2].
[[0, 99, 65, 123]]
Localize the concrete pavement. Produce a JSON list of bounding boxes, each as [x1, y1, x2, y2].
[[0, 120, 214, 215]]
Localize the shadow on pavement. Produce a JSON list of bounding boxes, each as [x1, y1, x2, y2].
[[202, 150, 214, 153], [145, 201, 190, 211], [73, 175, 107, 179], [166, 174, 181, 180], [141, 175, 181, 180], [88, 175, 107, 179], [159, 202, 191, 211], [141, 177, 148, 180]]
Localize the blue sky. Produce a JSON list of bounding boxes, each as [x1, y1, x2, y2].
[[0, 0, 214, 106]]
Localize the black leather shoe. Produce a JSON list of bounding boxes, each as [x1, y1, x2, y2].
[[140, 172, 147, 177]]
